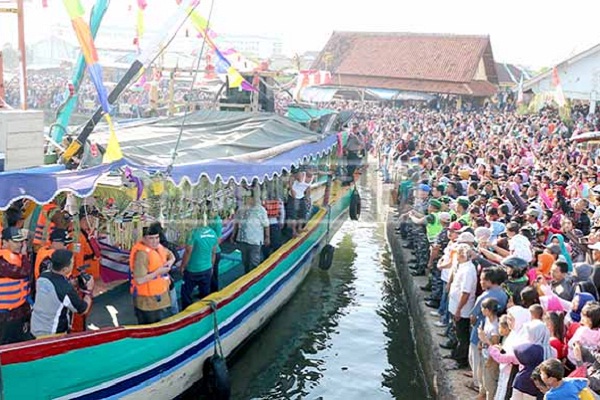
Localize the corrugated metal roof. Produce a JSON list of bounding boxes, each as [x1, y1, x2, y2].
[[313, 32, 497, 85]]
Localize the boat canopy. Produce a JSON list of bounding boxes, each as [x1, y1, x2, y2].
[[0, 111, 344, 209], [286, 106, 336, 123]]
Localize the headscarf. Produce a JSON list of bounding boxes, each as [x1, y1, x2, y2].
[[513, 343, 544, 397], [548, 234, 573, 272], [537, 253, 554, 277], [525, 319, 555, 360], [569, 292, 596, 323], [503, 306, 531, 351]]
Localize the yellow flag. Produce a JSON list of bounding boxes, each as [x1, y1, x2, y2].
[[227, 66, 243, 88], [103, 114, 123, 163]]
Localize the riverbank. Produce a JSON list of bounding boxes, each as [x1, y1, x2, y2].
[[383, 186, 473, 400]]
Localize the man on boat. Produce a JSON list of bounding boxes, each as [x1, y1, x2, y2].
[[34, 229, 73, 281], [345, 124, 365, 181], [0, 228, 33, 344], [30, 249, 94, 338], [72, 206, 102, 280], [233, 190, 270, 274], [180, 222, 219, 310], [129, 225, 176, 324]]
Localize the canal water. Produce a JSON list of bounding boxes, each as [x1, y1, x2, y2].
[[226, 177, 430, 399]]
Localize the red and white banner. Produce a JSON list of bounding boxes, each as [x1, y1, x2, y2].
[[294, 70, 333, 100], [551, 67, 566, 108]]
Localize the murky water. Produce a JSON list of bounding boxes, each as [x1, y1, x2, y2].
[[227, 178, 430, 400]]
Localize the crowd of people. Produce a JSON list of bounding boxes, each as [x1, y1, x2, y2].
[[359, 102, 600, 399]]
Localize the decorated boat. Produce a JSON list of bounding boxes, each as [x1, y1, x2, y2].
[[0, 110, 356, 399]]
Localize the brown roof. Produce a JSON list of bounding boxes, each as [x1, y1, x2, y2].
[[313, 32, 498, 96]]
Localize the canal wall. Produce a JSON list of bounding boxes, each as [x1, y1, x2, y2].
[[380, 193, 472, 400]]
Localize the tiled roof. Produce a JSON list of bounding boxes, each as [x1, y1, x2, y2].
[[334, 75, 497, 97], [312, 32, 498, 95], [495, 63, 532, 85]]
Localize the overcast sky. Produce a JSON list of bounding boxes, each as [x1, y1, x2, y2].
[[2, 0, 600, 70]]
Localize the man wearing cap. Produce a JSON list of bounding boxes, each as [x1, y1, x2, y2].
[[523, 208, 542, 232], [34, 229, 72, 281], [455, 196, 471, 227], [408, 198, 442, 277], [31, 249, 94, 337], [434, 221, 462, 331], [571, 199, 591, 236], [424, 211, 451, 308], [0, 227, 32, 344], [129, 224, 176, 324]]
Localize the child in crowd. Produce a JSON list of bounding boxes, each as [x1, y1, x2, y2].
[[540, 358, 590, 399], [478, 297, 501, 400]]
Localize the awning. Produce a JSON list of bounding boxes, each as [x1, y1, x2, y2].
[[367, 88, 400, 100], [0, 111, 346, 209], [298, 86, 339, 103], [286, 106, 336, 123]]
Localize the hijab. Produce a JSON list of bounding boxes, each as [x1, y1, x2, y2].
[[513, 343, 544, 397], [503, 306, 531, 352], [537, 253, 554, 277], [570, 292, 596, 323], [525, 319, 555, 360], [548, 234, 573, 272]]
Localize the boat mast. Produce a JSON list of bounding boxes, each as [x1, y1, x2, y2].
[[0, 0, 27, 109]]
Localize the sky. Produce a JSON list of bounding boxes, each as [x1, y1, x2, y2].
[[1, 0, 600, 70]]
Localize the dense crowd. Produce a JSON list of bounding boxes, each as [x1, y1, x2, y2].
[[358, 103, 600, 399], [2, 71, 215, 116]]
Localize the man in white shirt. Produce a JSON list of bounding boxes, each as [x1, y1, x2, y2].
[[447, 243, 478, 368]]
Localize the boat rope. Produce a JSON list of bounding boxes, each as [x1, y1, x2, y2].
[[208, 300, 224, 358], [167, 0, 216, 176]]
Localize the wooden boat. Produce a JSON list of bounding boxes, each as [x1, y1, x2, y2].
[[0, 110, 355, 399]]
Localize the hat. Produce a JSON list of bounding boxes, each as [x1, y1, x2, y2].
[[439, 212, 452, 223], [457, 232, 476, 243], [456, 196, 470, 209], [418, 183, 431, 193], [50, 229, 73, 244], [524, 208, 539, 218], [1, 227, 26, 242], [449, 222, 463, 231], [429, 199, 442, 210], [440, 196, 452, 204], [474, 227, 492, 241], [588, 242, 600, 251], [573, 263, 594, 282]]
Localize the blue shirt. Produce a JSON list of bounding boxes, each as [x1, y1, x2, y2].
[[545, 378, 588, 400], [469, 286, 508, 345]]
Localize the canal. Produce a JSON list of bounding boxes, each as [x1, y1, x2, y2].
[[227, 175, 430, 399]]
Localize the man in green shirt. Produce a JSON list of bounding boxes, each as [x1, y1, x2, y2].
[[180, 225, 218, 310]]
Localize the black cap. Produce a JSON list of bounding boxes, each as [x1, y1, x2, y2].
[[50, 249, 73, 271], [50, 229, 73, 244], [2, 227, 26, 242]]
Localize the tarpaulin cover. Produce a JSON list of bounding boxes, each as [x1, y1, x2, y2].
[[286, 106, 336, 123], [0, 111, 343, 209]]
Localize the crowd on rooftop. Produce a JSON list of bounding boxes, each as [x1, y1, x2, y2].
[[351, 102, 600, 399]]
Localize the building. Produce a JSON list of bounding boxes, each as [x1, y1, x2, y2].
[[495, 63, 533, 88], [311, 31, 498, 98], [522, 43, 600, 102], [218, 34, 283, 60]]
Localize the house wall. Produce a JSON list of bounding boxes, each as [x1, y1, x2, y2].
[[473, 57, 487, 81], [527, 51, 600, 101]]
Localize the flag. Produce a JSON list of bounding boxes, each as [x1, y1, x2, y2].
[[551, 67, 566, 108], [63, 0, 122, 162], [516, 74, 524, 104]]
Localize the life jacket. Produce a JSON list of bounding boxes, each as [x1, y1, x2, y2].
[[129, 242, 170, 297], [426, 212, 443, 242], [263, 200, 281, 219], [34, 246, 55, 280], [33, 204, 58, 250], [457, 213, 471, 227], [0, 249, 30, 311]]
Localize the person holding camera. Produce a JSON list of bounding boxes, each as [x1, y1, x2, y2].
[[31, 249, 94, 338]]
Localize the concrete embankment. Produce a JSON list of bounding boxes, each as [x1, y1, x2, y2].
[[383, 195, 474, 400]]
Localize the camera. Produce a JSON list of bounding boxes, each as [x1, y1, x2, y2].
[[76, 264, 92, 290]]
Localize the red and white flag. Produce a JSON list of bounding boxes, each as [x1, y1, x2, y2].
[[551, 67, 566, 108]]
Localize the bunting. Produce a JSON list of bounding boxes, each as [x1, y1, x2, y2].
[[134, 0, 147, 51], [62, 0, 122, 162]]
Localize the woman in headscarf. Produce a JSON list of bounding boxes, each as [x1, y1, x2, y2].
[[488, 306, 531, 400], [547, 234, 573, 272], [525, 319, 556, 360], [512, 343, 545, 400]]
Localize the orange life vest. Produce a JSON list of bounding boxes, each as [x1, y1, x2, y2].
[[34, 247, 55, 280], [129, 242, 170, 297], [0, 249, 30, 311], [263, 200, 281, 219], [33, 204, 58, 249]]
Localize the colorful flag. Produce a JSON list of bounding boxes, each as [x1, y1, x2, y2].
[[62, 0, 122, 162], [551, 67, 566, 108], [516, 74, 524, 104]]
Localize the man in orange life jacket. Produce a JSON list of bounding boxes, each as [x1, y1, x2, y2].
[[129, 225, 175, 324], [0, 227, 33, 344], [34, 229, 73, 281]]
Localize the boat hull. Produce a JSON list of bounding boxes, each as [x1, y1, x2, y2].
[[0, 185, 352, 400]]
